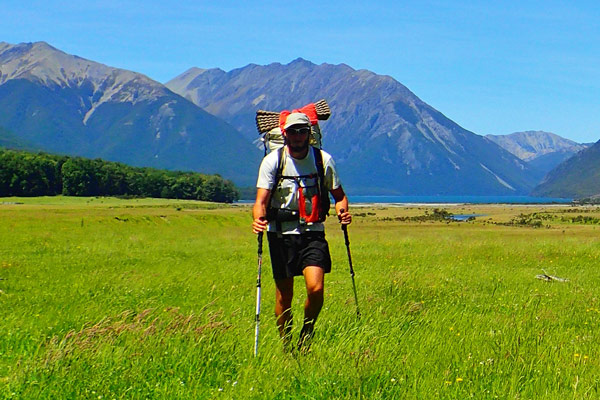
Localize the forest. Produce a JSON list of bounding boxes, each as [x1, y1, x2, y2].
[[0, 148, 239, 203]]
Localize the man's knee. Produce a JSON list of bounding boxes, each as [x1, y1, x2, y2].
[[306, 283, 324, 302], [275, 278, 294, 307], [308, 281, 323, 293], [304, 269, 324, 298]]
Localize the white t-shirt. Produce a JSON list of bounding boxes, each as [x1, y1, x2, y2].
[[257, 147, 341, 234]]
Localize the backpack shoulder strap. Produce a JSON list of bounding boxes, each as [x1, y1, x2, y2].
[[312, 146, 330, 220], [313, 146, 324, 181], [274, 147, 285, 190], [268, 147, 285, 204], [268, 147, 286, 234]]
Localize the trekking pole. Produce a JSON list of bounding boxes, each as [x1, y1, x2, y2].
[[340, 209, 360, 318], [253, 231, 263, 357]]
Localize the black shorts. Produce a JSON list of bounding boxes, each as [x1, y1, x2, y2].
[[267, 232, 332, 280]]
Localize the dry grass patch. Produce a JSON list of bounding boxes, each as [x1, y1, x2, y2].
[[42, 307, 231, 366]]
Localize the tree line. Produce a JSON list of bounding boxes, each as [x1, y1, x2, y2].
[[0, 148, 239, 203]]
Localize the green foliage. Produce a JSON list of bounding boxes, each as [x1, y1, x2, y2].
[[0, 148, 238, 202], [560, 215, 600, 225], [501, 212, 552, 228], [381, 208, 454, 222], [0, 149, 62, 196], [498, 210, 600, 228]]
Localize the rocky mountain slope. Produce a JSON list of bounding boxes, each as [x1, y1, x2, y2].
[[486, 131, 588, 179], [0, 42, 259, 186], [167, 59, 538, 195]]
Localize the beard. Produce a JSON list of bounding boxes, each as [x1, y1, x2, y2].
[[288, 137, 310, 153]]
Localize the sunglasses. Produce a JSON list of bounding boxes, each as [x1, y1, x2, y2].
[[286, 127, 311, 136]]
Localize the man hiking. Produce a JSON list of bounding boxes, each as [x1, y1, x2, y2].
[[252, 111, 352, 352]]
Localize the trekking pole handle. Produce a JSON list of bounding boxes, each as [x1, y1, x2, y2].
[[257, 216, 266, 254], [339, 208, 350, 243], [339, 208, 346, 224]]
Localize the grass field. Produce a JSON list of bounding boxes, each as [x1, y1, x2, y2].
[[2, 197, 600, 399]]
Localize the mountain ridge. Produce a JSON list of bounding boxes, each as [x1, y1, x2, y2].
[[486, 131, 587, 161], [166, 59, 538, 195], [485, 131, 589, 183]]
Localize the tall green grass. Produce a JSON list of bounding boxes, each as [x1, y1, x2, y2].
[[1, 199, 600, 399]]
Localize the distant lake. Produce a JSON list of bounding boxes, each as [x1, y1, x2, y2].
[[237, 195, 573, 204], [449, 214, 487, 221], [348, 195, 572, 204]]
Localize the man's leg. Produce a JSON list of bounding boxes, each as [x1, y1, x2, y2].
[[275, 277, 294, 346], [299, 266, 324, 349]]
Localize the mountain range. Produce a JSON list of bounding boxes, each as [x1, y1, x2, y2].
[[0, 41, 595, 197], [486, 131, 589, 180], [166, 60, 540, 195], [0, 41, 260, 186]]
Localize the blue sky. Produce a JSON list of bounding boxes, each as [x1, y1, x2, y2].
[[2, 0, 599, 142]]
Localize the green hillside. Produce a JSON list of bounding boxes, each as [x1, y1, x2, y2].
[[531, 140, 600, 198], [0, 126, 36, 150]]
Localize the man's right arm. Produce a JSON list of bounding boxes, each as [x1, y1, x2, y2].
[[252, 188, 270, 233]]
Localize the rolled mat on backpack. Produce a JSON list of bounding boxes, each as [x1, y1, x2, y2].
[[255, 99, 331, 134]]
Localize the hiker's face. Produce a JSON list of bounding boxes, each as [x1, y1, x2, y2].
[[285, 125, 310, 153]]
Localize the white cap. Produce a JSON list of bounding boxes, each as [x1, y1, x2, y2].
[[284, 112, 311, 129]]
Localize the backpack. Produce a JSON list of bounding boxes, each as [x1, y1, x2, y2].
[[255, 100, 331, 229], [255, 99, 330, 154]]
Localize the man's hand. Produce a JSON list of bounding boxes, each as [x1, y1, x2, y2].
[[252, 217, 268, 234], [338, 209, 352, 225], [331, 187, 350, 225]]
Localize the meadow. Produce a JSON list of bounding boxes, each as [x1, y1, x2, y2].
[[1, 197, 600, 399]]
